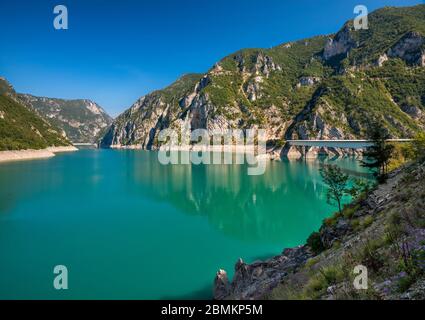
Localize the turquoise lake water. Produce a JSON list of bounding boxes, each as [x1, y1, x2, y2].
[[0, 149, 368, 299]]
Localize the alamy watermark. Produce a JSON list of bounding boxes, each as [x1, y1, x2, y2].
[[353, 265, 368, 290], [53, 5, 68, 30], [53, 265, 68, 290], [354, 5, 368, 30], [157, 127, 268, 176]]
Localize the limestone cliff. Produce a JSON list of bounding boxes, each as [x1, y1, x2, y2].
[[99, 5, 425, 159]]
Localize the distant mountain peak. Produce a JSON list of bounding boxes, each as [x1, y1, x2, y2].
[[18, 94, 113, 144]]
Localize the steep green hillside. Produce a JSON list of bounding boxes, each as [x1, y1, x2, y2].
[[210, 36, 332, 122], [338, 5, 425, 67], [285, 62, 423, 140], [18, 95, 113, 143], [99, 4, 425, 153], [0, 78, 71, 151]]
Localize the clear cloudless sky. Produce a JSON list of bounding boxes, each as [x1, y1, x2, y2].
[[0, 0, 422, 117]]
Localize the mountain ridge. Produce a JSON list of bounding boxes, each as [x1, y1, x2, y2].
[[0, 76, 114, 150], [18, 94, 113, 143], [99, 4, 425, 156]]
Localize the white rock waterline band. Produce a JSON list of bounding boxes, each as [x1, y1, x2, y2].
[[0, 146, 78, 163]]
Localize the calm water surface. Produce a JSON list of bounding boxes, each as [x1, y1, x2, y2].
[[0, 149, 367, 299]]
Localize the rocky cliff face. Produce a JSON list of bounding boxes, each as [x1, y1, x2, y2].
[[388, 31, 424, 66], [99, 74, 203, 149], [100, 5, 425, 158], [18, 95, 112, 143], [0, 77, 14, 95], [323, 25, 357, 61]]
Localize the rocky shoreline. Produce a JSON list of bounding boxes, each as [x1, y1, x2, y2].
[[214, 159, 425, 300], [214, 246, 312, 300], [0, 146, 78, 163], [106, 143, 364, 162]]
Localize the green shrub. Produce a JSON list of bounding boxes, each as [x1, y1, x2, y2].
[[332, 241, 342, 249], [351, 219, 361, 231], [385, 212, 406, 240], [305, 275, 328, 298], [343, 205, 358, 219], [305, 256, 320, 269], [303, 265, 345, 299], [397, 274, 417, 293], [307, 232, 325, 255], [359, 239, 385, 273], [319, 265, 345, 285], [362, 216, 374, 228], [403, 133, 425, 161]]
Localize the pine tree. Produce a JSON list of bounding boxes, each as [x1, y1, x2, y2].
[[361, 125, 394, 182]]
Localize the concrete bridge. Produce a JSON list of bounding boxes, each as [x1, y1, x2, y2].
[[286, 139, 412, 149]]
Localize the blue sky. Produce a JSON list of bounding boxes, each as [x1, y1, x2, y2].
[[0, 0, 422, 117]]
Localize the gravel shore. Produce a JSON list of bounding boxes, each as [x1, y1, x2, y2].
[[0, 146, 78, 163]]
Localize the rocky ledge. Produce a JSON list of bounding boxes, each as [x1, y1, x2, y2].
[[214, 246, 312, 300]]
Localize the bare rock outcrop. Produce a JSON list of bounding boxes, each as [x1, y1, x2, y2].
[[376, 53, 389, 67], [214, 246, 311, 300], [297, 76, 321, 87], [388, 31, 425, 66], [323, 25, 357, 60]]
